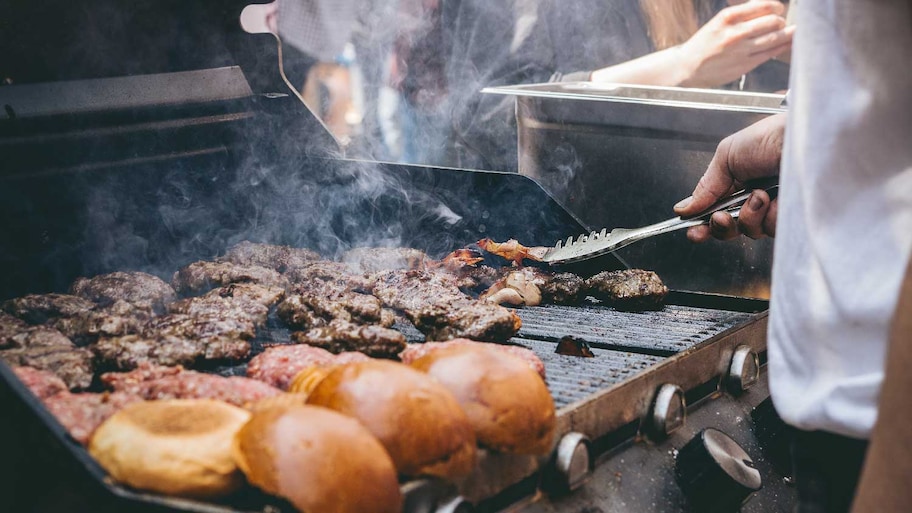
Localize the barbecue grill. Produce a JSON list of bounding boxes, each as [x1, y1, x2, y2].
[[0, 2, 795, 512]]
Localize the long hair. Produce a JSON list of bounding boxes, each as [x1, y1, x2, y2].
[[639, 0, 713, 50]]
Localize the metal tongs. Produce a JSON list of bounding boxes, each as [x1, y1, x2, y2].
[[534, 177, 779, 264]]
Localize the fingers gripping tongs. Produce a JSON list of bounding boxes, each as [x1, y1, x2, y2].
[[533, 177, 779, 265]]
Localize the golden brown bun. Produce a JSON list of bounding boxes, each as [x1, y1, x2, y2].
[[307, 360, 477, 479], [88, 399, 250, 499], [410, 345, 556, 455], [233, 404, 402, 513], [247, 393, 309, 413], [287, 365, 334, 396]]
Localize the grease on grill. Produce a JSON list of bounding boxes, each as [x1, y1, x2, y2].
[[555, 336, 595, 358]]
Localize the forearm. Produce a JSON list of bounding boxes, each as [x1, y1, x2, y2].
[[589, 47, 692, 87], [851, 255, 912, 511]]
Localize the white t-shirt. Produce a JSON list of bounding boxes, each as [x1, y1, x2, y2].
[[769, 0, 912, 439]]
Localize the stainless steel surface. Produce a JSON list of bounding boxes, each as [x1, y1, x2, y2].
[[488, 82, 782, 297], [727, 346, 761, 395], [539, 181, 779, 264], [649, 384, 687, 440], [554, 432, 592, 492], [436, 496, 475, 513]]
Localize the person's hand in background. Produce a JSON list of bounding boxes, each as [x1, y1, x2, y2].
[[674, 112, 786, 242], [678, 1, 794, 87]]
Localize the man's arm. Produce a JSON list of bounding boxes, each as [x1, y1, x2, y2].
[[851, 255, 912, 511]]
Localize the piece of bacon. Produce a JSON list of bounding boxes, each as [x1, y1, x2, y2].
[[476, 238, 547, 265], [438, 248, 485, 271]]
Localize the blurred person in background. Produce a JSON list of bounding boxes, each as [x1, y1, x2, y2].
[[444, 0, 793, 172], [672, 0, 912, 510]]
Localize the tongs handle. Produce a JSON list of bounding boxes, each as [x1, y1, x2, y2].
[[680, 176, 780, 222]]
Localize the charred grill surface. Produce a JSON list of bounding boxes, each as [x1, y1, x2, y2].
[[69, 272, 176, 312], [171, 261, 289, 296], [2, 294, 96, 324], [372, 270, 521, 343], [290, 319, 407, 359], [221, 241, 322, 273], [585, 269, 669, 310]]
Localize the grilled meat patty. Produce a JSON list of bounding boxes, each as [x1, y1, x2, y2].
[[209, 282, 286, 308], [101, 364, 281, 408], [246, 344, 370, 390], [92, 333, 251, 371], [341, 247, 429, 273], [0, 312, 30, 349], [42, 391, 144, 445], [168, 295, 269, 327], [12, 366, 69, 399], [585, 269, 668, 310], [278, 280, 389, 330], [285, 261, 376, 292], [51, 300, 151, 346], [372, 270, 521, 343], [70, 271, 176, 312], [291, 320, 407, 359], [481, 268, 585, 306], [2, 294, 95, 324], [1, 327, 94, 390], [221, 241, 322, 273], [171, 261, 289, 296]]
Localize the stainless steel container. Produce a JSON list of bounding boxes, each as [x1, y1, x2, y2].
[[485, 82, 786, 297]]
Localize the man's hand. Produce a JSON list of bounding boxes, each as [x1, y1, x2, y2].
[[674, 112, 786, 242], [679, 1, 795, 88]]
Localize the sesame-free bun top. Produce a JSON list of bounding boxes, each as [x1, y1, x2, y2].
[[233, 404, 402, 513], [88, 399, 250, 499], [306, 360, 477, 479], [409, 344, 556, 455]]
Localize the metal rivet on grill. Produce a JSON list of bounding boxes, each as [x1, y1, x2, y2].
[[434, 496, 474, 513], [674, 428, 762, 512], [647, 383, 686, 440], [554, 432, 592, 491], [726, 346, 760, 395]]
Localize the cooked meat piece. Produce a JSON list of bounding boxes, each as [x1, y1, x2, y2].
[[12, 366, 69, 399], [0, 312, 29, 349], [585, 269, 668, 310], [409, 299, 522, 343], [278, 281, 385, 330], [477, 238, 548, 265], [168, 295, 268, 327], [341, 247, 429, 273], [285, 261, 377, 292], [171, 261, 288, 296], [143, 313, 257, 342], [51, 301, 151, 345], [246, 345, 338, 390], [100, 365, 281, 408], [555, 336, 595, 358], [291, 320, 406, 359], [70, 271, 176, 312], [99, 362, 184, 391], [209, 282, 285, 308], [1, 342, 94, 390], [42, 391, 144, 445], [5, 325, 76, 349], [372, 270, 521, 342], [2, 294, 95, 324], [221, 241, 321, 273], [447, 265, 504, 292], [380, 308, 397, 328], [481, 268, 584, 306], [92, 333, 250, 371], [399, 339, 546, 379]]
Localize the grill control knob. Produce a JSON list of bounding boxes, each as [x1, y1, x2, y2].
[[726, 346, 760, 395], [675, 428, 762, 512], [554, 432, 592, 491], [646, 384, 686, 440]]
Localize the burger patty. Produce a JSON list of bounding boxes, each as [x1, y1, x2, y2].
[[42, 391, 144, 445], [221, 241, 321, 273], [372, 270, 521, 343], [481, 268, 585, 307], [285, 261, 376, 293], [101, 364, 281, 408], [2, 294, 96, 324], [291, 320, 407, 359], [585, 269, 668, 310], [168, 295, 269, 327], [51, 301, 152, 346], [246, 344, 369, 390], [12, 366, 69, 399], [399, 339, 546, 379], [171, 261, 289, 296], [0, 327, 94, 389], [340, 247, 429, 273], [0, 312, 29, 349], [278, 281, 389, 330], [92, 333, 251, 371], [70, 271, 176, 312]]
